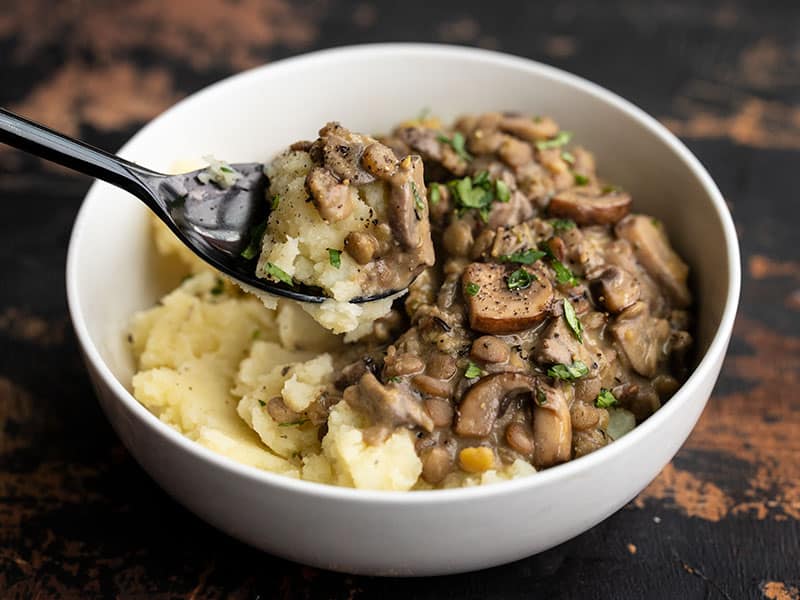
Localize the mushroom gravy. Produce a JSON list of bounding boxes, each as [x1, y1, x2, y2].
[[271, 112, 694, 485]]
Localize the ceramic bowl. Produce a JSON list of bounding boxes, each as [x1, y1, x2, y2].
[[66, 44, 740, 576]]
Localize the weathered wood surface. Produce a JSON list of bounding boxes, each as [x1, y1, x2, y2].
[[1, 1, 798, 598]]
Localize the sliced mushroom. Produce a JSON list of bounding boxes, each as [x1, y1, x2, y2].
[[505, 422, 535, 457], [470, 336, 511, 364], [547, 189, 632, 226], [588, 265, 641, 313], [498, 115, 560, 141], [462, 263, 553, 334], [533, 380, 572, 468], [455, 372, 536, 437], [343, 372, 434, 434], [610, 301, 671, 377], [387, 155, 434, 260], [361, 142, 398, 179], [532, 315, 593, 367], [306, 167, 353, 222], [615, 215, 691, 308], [314, 122, 374, 185], [421, 446, 453, 484]]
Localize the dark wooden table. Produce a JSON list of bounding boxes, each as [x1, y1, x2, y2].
[[1, 1, 798, 598]]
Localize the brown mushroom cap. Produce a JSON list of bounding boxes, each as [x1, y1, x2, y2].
[[588, 265, 641, 313], [455, 372, 536, 437], [462, 263, 553, 334], [532, 380, 572, 468], [615, 214, 691, 308], [547, 189, 632, 226]]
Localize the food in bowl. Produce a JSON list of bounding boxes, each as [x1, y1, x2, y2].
[[129, 111, 693, 491]]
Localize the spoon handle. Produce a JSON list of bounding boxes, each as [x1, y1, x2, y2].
[[0, 107, 162, 208]]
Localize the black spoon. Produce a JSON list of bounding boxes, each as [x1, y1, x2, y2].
[[0, 108, 398, 304]]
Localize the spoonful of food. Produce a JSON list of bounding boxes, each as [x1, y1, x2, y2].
[[0, 109, 432, 303]]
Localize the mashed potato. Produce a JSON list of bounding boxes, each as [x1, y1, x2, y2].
[[130, 218, 530, 490]]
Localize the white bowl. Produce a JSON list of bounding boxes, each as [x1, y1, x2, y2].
[[66, 44, 740, 576]]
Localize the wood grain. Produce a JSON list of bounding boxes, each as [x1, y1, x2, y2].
[[1, 0, 798, 597]]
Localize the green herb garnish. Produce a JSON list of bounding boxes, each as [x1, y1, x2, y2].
[[498, 248, 547, 265], [448, 171, 506, 222], [464, 362, 483, 379], [535, 389, 548, 406], [495, 180, 511, 203], [265, 262, 293, 286], [327, 248, 342, 269], [210, 278, 224, 295], [271, 195, 281, 210], [437, 131, 472, 161], [536, 131, 572, 150], [240, 219, 268, 260], [563, 298, 583, 343], [258, 399, 266, 407], [561, 150, 575, 164], [552, 260, 580, 286], [551, 218, 576, 233], [547, 361, 590, 381], [573, 173, 590, 186], [602, 184, 622, 194], [507, 268, 533, 291], [429, 182, 441, 205], [465, 282, 481, 296], [538, 242, 580, 286], [595, 388, 618, 409], [411, 181, 425, 217], [278, 418, 310, 427], [252, 330, 261, 340], [387, 376, 401, 383]]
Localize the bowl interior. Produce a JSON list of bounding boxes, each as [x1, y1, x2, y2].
[[69, 44, 734, 420]]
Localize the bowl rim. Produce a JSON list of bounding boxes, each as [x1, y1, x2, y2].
[[66, 42, 741, 504]]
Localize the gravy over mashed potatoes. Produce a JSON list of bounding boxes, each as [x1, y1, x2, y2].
[[130, 113, 693, 491]]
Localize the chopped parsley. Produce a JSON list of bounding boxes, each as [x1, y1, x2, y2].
[[252, 329, 261, 340], [495, 180, 511, 203], [240, 218, 268, 259], [327, 248, 342, 269], [547, 361, 590, 381], [265, 262, 293, 286], [437, 131, 472, 161], [551, 218, 576, 233], [563, 298, 583, 343], [507, 268, 534, 291], [387, 376, 401, 383], [602, 184, 623, 194], [464, 362, 484, 379], [498, 248, 547, 265], [535, 131, 572, 150], [278, 418, 310, 427], [411, 181, 425, 217], [210, 278, 224, 296], [595, 388, 618, 409], [538, 242, 580, 286], [573, 173, 590, 186], [465, 282, 481, 296], [429, 182, 441, 205], [561, 150, 576, 164], [271, 195, 281, 210], [448, 171, 505, 223], [552, 260, 580, 286]]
